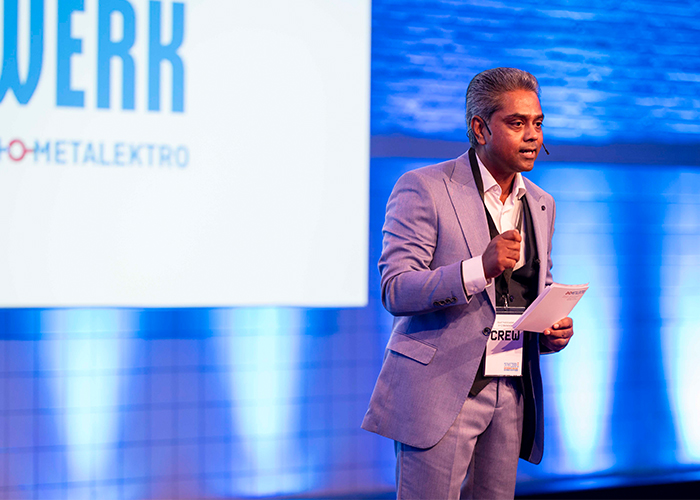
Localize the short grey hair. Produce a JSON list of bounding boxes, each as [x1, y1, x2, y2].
[[465, 68, 540, 148]]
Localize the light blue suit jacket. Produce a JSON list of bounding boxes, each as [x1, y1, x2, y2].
[[361, 151, 556, 464]]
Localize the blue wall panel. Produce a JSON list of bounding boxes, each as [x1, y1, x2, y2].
[[371, 0, 700, 144]]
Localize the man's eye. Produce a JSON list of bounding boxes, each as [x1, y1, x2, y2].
[[512, 121, 523, 127]]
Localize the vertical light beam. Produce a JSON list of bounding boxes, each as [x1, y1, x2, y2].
[[218, 307, 305, 496], [41, 308, 134, 498], [537, 166, 617, 473], [661, 171, 700, 462]]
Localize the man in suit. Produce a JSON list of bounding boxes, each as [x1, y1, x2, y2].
[[362, 68, 574, 499]]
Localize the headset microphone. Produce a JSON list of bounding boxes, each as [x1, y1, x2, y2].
[[542, 143, 550, 155]]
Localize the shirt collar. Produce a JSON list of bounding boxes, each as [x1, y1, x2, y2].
[[475, 152, 527, 200]]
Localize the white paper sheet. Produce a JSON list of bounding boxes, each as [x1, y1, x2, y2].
[[511, 282, 589, 332]]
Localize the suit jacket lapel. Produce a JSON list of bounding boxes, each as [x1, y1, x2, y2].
[[444, 153, 496, 308], [524, 187, 548, 295]]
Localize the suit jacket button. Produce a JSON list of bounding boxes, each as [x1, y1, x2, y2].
[[541, 205, 546, 211], [482, 327, 491, 336]]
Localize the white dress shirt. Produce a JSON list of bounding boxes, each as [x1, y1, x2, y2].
[[461, 152, 527, 296]]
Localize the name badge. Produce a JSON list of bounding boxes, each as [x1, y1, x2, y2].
[[484, 307, 524, 377]]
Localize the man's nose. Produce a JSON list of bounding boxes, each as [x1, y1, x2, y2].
[[523, 123, 540, 141]]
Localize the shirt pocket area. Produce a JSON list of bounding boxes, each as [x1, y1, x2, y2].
[[387, 333, 437, 365]]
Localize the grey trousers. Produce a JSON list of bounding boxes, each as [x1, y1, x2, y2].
[[395, 377, 524, 500]]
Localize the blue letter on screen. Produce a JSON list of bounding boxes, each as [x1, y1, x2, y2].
[[98, 0, 136, 109], [148, 1, 185, 112], [57, 0, 85, 107], [0, 0, 44, 104]]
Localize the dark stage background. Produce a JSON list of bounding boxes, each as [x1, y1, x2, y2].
[[2, 0, 700, 498]]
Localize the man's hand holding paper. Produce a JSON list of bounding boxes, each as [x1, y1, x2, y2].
[[511, 282, 589, 333], [541, 317, 574, 352]]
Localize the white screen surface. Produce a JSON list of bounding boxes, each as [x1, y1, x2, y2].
[[0, 0, 370, 307]]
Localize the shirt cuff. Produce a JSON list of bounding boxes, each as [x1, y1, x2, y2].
[[461, 256, 490, 296]]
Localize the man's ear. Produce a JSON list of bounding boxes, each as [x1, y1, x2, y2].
[[471, 117, 488, 145]]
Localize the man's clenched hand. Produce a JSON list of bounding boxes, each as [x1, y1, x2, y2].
[[482, 229, 521, 280]]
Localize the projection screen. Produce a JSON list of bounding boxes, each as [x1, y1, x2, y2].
[[0, 0, 371, 307]]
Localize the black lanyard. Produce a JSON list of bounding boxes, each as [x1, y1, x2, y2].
[[467, 149, 525, 308]]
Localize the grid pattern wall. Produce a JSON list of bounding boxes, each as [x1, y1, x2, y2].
[[0, 108, 394, 497], [0, 307, 394, 499]]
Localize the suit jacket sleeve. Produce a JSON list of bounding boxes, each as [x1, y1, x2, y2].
[[379, 170, 470, 316]]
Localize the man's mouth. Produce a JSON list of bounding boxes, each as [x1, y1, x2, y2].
[[520, 148, 537, 158]]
